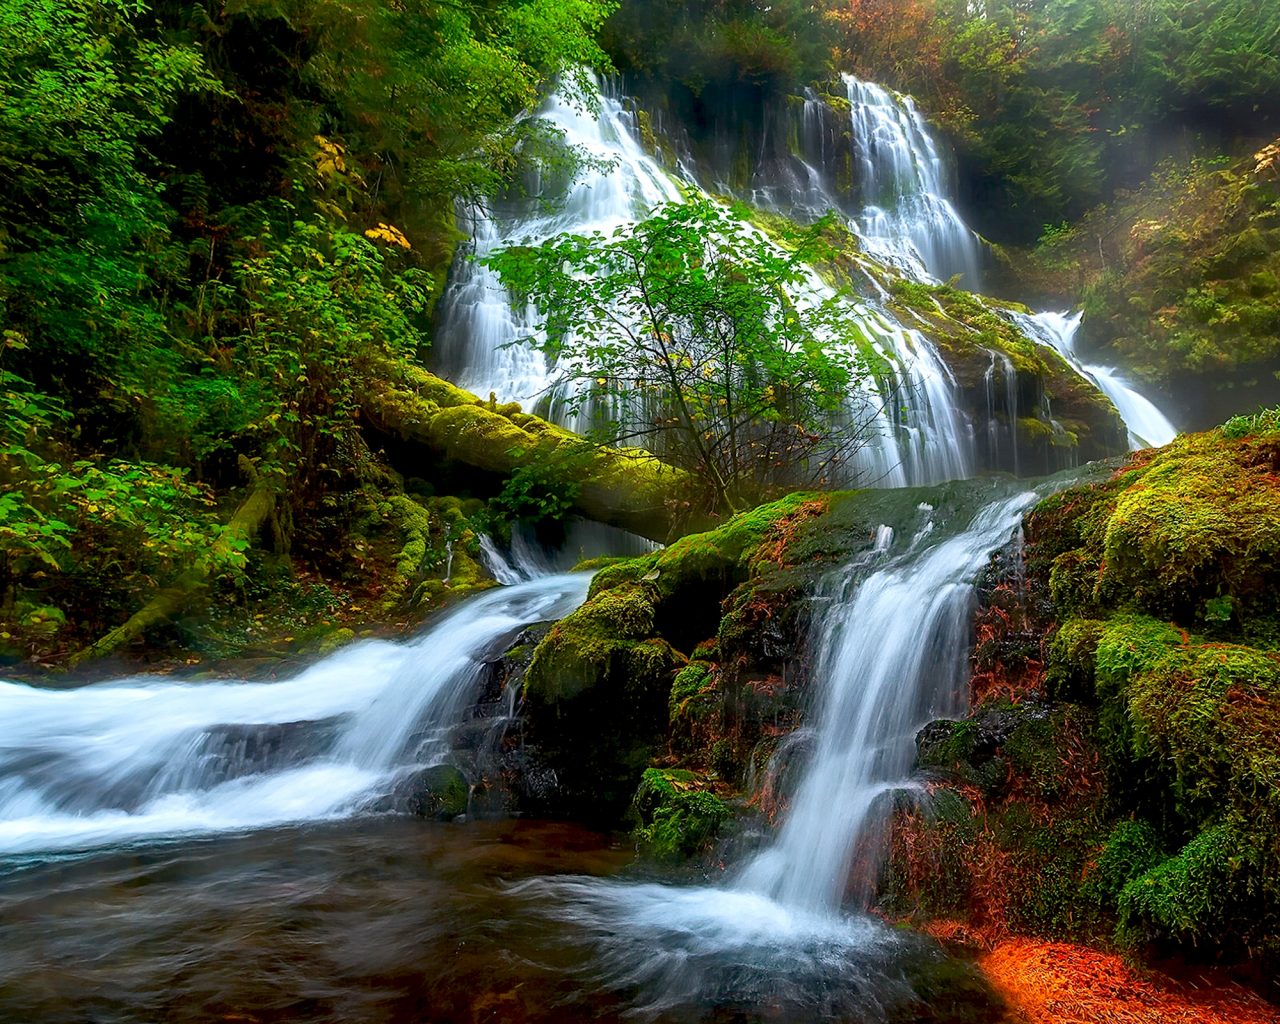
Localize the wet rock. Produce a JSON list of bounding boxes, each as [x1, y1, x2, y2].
[[387, 763, 469, 820]]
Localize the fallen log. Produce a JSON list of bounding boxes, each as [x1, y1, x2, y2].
[[360, 362, 712, 543], [69, 460, 276, 666]]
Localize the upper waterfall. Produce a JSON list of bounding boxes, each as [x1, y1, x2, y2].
[[842, 75, 983, 289], [434, 70, 1175, 490], [433, 85, 682, 410]]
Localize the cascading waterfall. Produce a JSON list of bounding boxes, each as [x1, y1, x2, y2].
[[842, 75, 983, 289], [432, 82, 682, 414], [0, 67, 1191, 1022], [513, 487, 1040, 1017], [734, 491, 1036, 911], [1012, 310, 1177, 449], [435, 73, 982, 487], [0, 575, 589, 856]]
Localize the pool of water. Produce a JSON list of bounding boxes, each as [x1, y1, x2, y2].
[[0, 817, 1009, 1023]]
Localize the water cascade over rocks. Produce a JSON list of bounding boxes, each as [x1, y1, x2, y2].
[[0, 575, 589, 856], [436, 72, 1174, 490], [512, 487, 1041, 1018], [435, 74, 986, 486], [1012, 310, 1178, 449], [842, 75, 984, 288], [0, 68, 1186, 1024]]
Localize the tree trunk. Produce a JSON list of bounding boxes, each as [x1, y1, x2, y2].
[[358, 362, 714, 542], [69, 461, 277, 667]]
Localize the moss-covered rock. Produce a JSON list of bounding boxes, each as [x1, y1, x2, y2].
[[630, 767, 733, 863], [886, 279, 1127, 469], [518, 494, 831, 820], [893, 421, 1280, 968]]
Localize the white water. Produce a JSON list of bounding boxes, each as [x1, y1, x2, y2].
[[480, 519, 660, 585], [517, 488, 1039, 1013], [0, 574, 589, 856], [436, 74, 983, 487], [843, 76, 983, 289], [1013, 310, 1177, 449], [736, 491, 1036, 910], [433, 84, 682, 413]]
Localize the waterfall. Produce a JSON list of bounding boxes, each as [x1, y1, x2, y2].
[[1012, 310, 1177, 449], [842, 75, 983, 289], [512, 486, 1040, 1016], [827, 75, 1177, 451], [734, 491, 1035, 910], [432, 83, 682, 412], [435, 74, 980, 487], [0, 575, 590, 856]]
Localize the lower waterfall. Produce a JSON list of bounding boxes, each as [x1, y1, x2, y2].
[[0, 575, 590, 856], [510, 486, 1040, 1018]]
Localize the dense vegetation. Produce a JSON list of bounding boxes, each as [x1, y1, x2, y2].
[[828, 0, 1280, 239], [0, 0, 613, 660]]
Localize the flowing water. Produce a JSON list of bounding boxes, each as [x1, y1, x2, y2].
[[842, 75, 983, 288], [517, 483, 1040, 1020], [3, 70, 1184, 1024], [1012, 310, 1178, 449], [0, 574, 590, 856]]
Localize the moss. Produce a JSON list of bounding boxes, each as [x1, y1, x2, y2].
[[669, 660, 714, 722], [1038, 153, 1280, 425], [1087, 819, 1166, 908], [403, 763, 470, 820], [884, 279, 1124, 463], [525, 582, 665, 702], [361, 361, 707, 542], [631, 767, 733, 862], [1045, 618, 1104, 700], [1117, 817, 1279, 956]]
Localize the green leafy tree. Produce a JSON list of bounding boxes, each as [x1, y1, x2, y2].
[[487, 200, 881, 511]]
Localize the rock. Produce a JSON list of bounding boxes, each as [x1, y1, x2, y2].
[[387, 763, 470, 820]]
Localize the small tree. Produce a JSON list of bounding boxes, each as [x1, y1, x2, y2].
[[486, 199, 883, 512]]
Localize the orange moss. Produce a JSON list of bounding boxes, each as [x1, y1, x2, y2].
[[977, 939, 1278, 1024], [748, 498, 829, 568]]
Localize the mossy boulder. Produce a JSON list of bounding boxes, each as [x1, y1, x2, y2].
[[885, 427, 1280, 973], [886, 279, 1127, 470], [630, 767, 733, 863], [518, 494, 830, 820], [389, 763, 470, 820], [1025, 422, 1280, 959]]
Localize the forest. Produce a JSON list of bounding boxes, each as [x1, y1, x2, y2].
[[1, 1, 1279, 1022]]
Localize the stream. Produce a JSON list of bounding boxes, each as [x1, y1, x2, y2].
[[0, 69, 1181, 1024]]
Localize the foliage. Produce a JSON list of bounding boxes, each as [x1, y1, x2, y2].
[[1040, 150, 1280, 420], [1223, 406, 1280, 439], [823, 0, 1280, 239], [605, 0, 830, 95], [225, 213, 431, 481], [487, 200, 879, 511], [0, 0, 617, 655], [485, 444, 589, 529]]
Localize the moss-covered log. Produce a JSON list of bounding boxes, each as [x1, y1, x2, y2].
[[359, 362, 709, 543], [69, 465, 277, 666]]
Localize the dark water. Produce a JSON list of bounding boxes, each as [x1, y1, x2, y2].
[[0, 818, 1007, 1024]]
